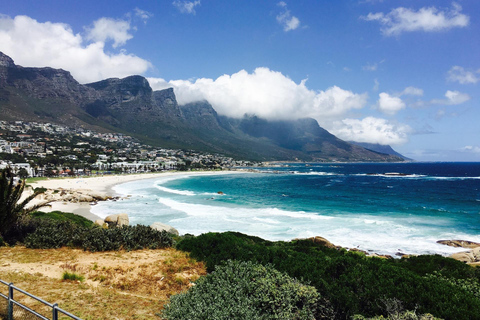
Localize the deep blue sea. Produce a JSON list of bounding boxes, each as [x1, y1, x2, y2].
[[91, 162, 480, 256]]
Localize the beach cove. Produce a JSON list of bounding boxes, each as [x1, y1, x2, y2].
[[27, 163, 480, 258]]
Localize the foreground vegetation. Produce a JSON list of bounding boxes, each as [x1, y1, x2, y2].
[[1, 169, 479, 319], [173, 232, 480, 320]]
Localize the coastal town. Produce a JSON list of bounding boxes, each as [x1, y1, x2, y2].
[[0, 120, 259, 177]]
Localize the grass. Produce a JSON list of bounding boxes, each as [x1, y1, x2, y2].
[[0, 246, 206, 319], [62, 271, 84, 282]]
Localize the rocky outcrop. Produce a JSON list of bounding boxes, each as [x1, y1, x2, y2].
[[117, 213, 129, 227], [305, 236, 338, 249], [103, 213, 129, 228], [437, 239, 480, 249], [450, 247, 480, 264], [40, 188, 110, 203], [150, 222, 179, 236]]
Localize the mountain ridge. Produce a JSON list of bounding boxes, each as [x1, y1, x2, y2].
[[0, 52, 405, 162]]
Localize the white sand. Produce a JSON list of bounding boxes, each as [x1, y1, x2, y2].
[[28, 171, 239, 221]]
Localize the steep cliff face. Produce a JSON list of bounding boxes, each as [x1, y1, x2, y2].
[[0, 52, 405, 161], [0, 52, 97, 103]]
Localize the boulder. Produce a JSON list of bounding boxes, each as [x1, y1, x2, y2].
[[450, 247, 480, 264], [94, 219, 104, 226], [116, 213, 129, 227], [437, 239, 480, 249], [307, 236, 337, 249], [104, 214, 119, 227], [150, 222, 179, 236]]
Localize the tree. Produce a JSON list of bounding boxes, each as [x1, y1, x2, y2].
[[17, 168, 29, 180], [0, 168, 51, 238]]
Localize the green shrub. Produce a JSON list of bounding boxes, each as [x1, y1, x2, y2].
[[162, 259, 335, 320], [24, 222, 175, 252], [33, 187, 47, 193], [30, 210, 94, 228], [0, 235, 5, 247], [176, 232, 480, 320], [24, 220, 85, 249], [81, 225, 175, 252], [62, 271, 84, 282]]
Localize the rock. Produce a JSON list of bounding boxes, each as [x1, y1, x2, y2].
[[94, 219, 104, 226], [104, 214, 119, 227], [437, 239, 480, 249], [349, 248, 368, 255], [306, 236, 337, 249], [217, 191, 224, 195], [150, 222, 179, 236], [450, 247, 480, 264], [116, 213, 129, 227]]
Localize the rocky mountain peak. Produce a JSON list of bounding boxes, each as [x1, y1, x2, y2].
[[0, 52, 15, 68]]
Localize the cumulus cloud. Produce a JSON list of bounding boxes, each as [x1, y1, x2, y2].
[[0, 15, 151, 83], [173, 1, 201, 15], [85, 17, 133, 48], [447, 66, 479, 84], [149, 68, 367, 122], [362, 2, 469, 36], [149, 68, 413, 145], [431, 90, 471, 105], [276, 2, 301, 31], [330, 117, 412, 145], [377, 92, 406, 115]]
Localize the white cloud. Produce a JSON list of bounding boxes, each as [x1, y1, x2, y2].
[[276, 2, 301, 31], [373, 79, 379, 91], [148, 69, 415, 146], [0, 15, 151, 83], [377, 92, 405, 115], [148, 67, 367, 122], [462, 146, 480, 153], [134, 8, 153, 24], [85, 17, 132, 48], [172, 1, 201, 15], [401, 86, 423, 96], [447, 66, 479, 84], [330, 117, 412, 145], [431, 90, 471, 105], [362, 2, 469, 36]]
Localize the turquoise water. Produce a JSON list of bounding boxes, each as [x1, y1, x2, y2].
[[91, 163, 480, 256]]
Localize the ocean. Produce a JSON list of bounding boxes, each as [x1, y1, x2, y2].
[[90, 162, 480, 256]]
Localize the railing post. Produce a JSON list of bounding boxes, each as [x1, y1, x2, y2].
[[52, 303, 58, 320], [7, 283, 13, 320]]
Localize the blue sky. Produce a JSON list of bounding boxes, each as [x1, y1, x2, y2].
[[1, 0, 479, 161]]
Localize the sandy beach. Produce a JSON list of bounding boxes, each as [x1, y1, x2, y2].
[[28, 171, 236, 221]]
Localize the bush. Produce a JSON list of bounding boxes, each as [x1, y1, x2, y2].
[[24, 220, 175, 252], [30, 210, 94, 228], [24, 220, 85, 249], [81, 225, 175, 252], [176, 232, 480, 320], [62, 271, 85, 282], [162, 259, 334, 320]]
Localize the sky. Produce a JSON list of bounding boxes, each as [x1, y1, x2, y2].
[[0, 0, 479, 161]]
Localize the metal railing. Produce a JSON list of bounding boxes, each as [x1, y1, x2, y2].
[[0, 280, 82, 320]]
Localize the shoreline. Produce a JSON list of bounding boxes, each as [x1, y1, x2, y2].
[[28, 170, 240, 222]]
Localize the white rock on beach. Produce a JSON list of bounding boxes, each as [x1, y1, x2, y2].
[[450, 247, 480, 264], [117, 213, 129, 227], [150, 222, 179, 236]]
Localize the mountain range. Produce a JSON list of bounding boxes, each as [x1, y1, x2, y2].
[[0, 52, 406, 162]]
